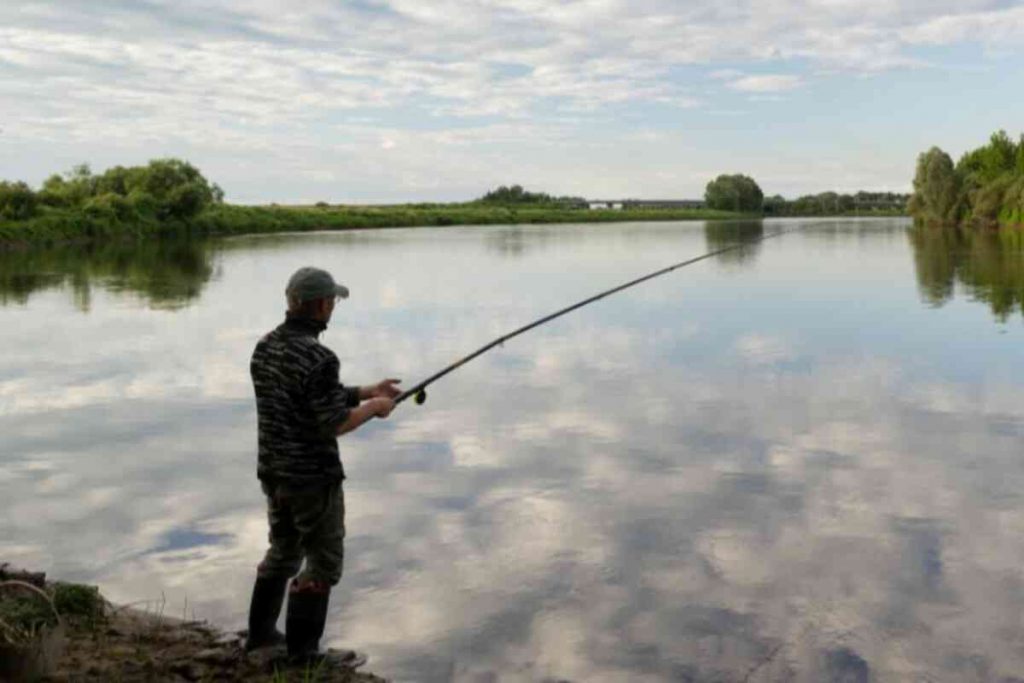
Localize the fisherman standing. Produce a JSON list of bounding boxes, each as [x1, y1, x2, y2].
[[245, 266, 399, 668]]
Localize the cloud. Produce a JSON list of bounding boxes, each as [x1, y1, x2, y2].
[[901, 4, 1024, 45], [727, 74, 805, 93], [0, 2, 1015, 134], [0, 1, 1021, 199]]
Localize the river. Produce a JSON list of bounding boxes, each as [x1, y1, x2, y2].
[[3, 218, 1024, 681]]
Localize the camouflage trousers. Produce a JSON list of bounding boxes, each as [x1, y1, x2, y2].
[[256, 479, 345, 586]]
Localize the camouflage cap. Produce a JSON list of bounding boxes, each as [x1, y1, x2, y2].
[[285, 267, 350, 303]]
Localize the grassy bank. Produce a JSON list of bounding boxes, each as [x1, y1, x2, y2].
[[0, 202, 751, 247]]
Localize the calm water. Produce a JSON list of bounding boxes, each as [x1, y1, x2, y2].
[[3, 218, 1024, 682]]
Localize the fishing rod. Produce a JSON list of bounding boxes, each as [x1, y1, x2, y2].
[[396, 227, 792, 407]]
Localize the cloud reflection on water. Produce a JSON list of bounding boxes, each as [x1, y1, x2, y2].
[[3, 219, 1024, 681]]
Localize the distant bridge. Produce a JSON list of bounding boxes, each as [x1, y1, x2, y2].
[[586, 199, 706, 210]]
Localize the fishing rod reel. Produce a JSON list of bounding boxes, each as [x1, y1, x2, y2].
[[396, 386, 428, 406]]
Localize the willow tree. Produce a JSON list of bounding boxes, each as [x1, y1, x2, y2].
[[704, 174, 763, 212], [909, 147, 961, 225]]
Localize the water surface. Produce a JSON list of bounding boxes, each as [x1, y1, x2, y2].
[[3, 218, 1024, 681]]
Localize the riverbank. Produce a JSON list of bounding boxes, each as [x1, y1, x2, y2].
[[0, 202, 752, 247], [766, 208, 908, 218], [0, 565, 384, 682]]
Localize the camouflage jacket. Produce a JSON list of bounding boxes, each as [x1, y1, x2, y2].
[[250, 314, 360, 484]]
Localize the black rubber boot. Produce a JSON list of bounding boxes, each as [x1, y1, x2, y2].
[[285, 585, 329, 659], [285, 585, 368, 669], [244, 576, 287, 651]]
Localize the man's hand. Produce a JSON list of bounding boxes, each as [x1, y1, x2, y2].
[[337, 396, 396, 436], [368, 378, 402, 399], [369, 396, 395, 418]]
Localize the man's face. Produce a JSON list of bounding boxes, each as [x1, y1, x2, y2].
[[319, 296, 336, 322]]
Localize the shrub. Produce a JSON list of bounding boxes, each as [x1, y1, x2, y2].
[[0, 181, 38, 220], [970, 174, 1015, 225], [1000, 176, 1024, 226]]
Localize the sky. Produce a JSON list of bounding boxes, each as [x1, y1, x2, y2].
[[1, 0, 1023, 203]]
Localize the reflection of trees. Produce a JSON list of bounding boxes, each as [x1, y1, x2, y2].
[[479, 227, 552, 255], [217, 230, 379, 253], [703, 220, 765, 266], [0, 239, 216, 311], [910, 226, 1024, 320]]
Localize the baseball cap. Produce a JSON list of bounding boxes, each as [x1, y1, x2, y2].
[[286, 267, 350, 303]]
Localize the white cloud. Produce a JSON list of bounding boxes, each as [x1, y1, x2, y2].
[[901, 4, 1024, 45], [727, 74, 804, 93], [0, 1, 1020, 199]]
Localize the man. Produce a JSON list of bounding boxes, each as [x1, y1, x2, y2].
[[245, 266, 399, 668]]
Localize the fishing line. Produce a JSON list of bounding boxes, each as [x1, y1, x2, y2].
[[396, 226, 792, 407]]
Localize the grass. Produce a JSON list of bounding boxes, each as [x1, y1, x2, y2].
[[271, 658, 329, 683], [0, 580, 105, 645], [0, 582, 58, 644], [51, 582, 104, 625]]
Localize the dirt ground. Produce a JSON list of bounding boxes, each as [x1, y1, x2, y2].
[[1, 565, 386, 682], [52, 606, 386, 682]]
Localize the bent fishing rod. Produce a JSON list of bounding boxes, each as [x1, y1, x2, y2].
[[396, 227, 792, 407]]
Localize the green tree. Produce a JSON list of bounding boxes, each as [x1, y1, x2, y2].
[[37, 169, 97, 208], [478, 184, 584, 207], [762, 194, 787, 216], [958, 130, 1019, 182], [1000, 176, 1024, 225], [481, 184, 550, 204], [95, 165, 137, 196], [817, 191, 839, 214], [704, 174, 763, 212], [0, 181, 38, 220], [83, 192, 140, 223], [127, 159, 215, 219], [909, 147, 961, 225], [971, 174, 1015, 224]]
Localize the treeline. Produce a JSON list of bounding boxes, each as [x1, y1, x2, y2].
[[1, 160, 914, 247], [764, 191, 909, 216], [0, 159, 223, 239], [477, 184, 586, 207], [703, 173, 907, 216], [909, 130, 1024, 228], [0, 163, 742, 245]]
